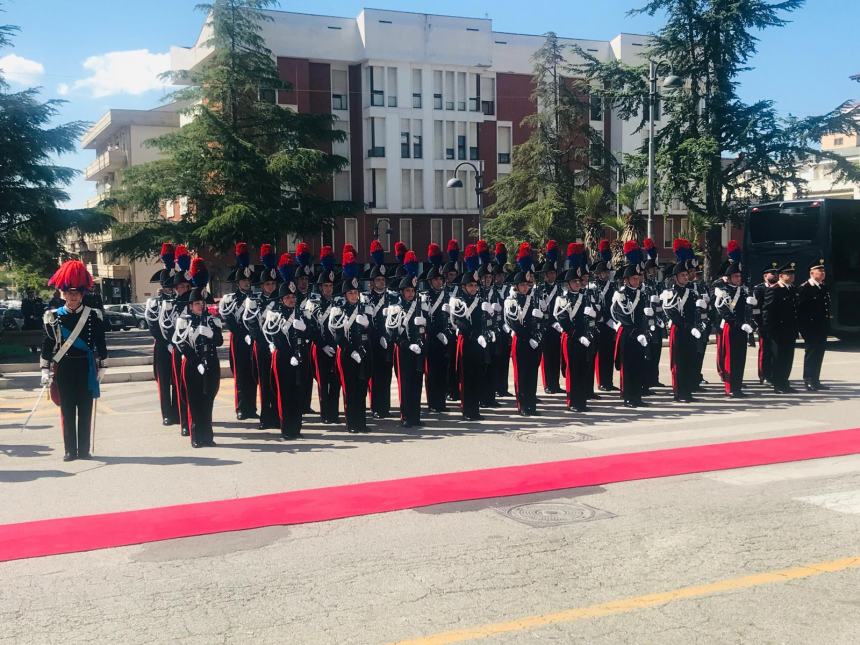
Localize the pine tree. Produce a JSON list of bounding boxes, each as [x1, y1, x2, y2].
[[485, 32, 611, 249], [573, 0, 860, 278], [105, 0, 355, 259]]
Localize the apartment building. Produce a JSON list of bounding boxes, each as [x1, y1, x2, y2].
[[786, 122, 860, 200], [79, 105, 181, 302], [170, 8, 692, 259]]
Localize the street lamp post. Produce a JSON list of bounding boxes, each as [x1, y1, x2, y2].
[[647, 61, 682, 239], [446, 160, 485, 240]]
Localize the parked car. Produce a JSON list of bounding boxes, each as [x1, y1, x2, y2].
[[103, 307, 136, 331], [106, 303, 148, 329], [1, 307, 24, 331]]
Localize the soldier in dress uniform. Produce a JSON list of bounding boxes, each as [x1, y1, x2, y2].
[[330, 251, 372, 433], [294, 241, 316, 415], [166, 246, 193, 436], [386, 252, 426, 428], [145, 243, 180, 426], [753, 262, 780, 384], [714, 259, 756, 398], [762, 261, 799, 393], [536, 241, 562, 394], [642, 238, 667, 389], [477, 246, 503, 409], [491, 243, 513, 398], [172, 259, 223, 448], [611, 245, 652, 409], [660, 261, 700, 403], [690, 258, 713, 390], [451, 262, 490, 421], [444, 239, 461, 402], [241, 244, 281, 430], [41, 260, 108, 461], [422, 244, 450, 413], [555, 250, 598, 412], [219, 242, 258, 420], [593, 239, 619, 392], [504, 243, 543, 416], [260, 254, 309, 439], [797, 258, 831, 391], [304, 248, 341, 424], [365, 239, 396, 419]]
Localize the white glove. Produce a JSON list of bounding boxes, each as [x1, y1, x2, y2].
[[442, 303, 450, 313], [244, 334, 252, 345], [164, 301, 173, 311], [350, 350, 362, 364], [97, 367, 106, 383], [269, 343, 276, 353], [650, 294, 660, 303], [323, 345, 335, 357], [703, 294, 711, 304], [609, 320, 620, 331], [40, 369, 51, 386], [493, 302, 502, 313], [290, 356, 299, 367], [531, 308, 543, 319], [644, 307, 654, 317], [477, 335, 487, 348], [579, 336, 591, 348], [356, 314, 369, 327], [746, 296, 757, 306], [637, 334, 648, 347], [198, 324, 214, 338], [691, 327, 702, 339], [552, 322, 563, 333], [481, 301, 493, 313], [584, 306, 596, 318], [741, 323, 753, 334], [379, 336, 388, 349], [503, 323, 511, 334], [529, 338, 539, 349], [414, 316, 426, 326], [695, 299, 706, 309], [197, 363, 205, 375], [292, 318, 306, 332], [409, 343, 421, 354], [436, 332, 448, 346]]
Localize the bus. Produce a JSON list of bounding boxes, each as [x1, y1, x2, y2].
[[743, 198, 860, 336]]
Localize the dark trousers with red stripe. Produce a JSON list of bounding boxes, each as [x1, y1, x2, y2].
[[616, 328, 645, 405], [512, 335, 540, 412], [720, 325, 747, 395], [447, 333, 460, 400], [541, 327, 562, 392], [395, 344, 423, 425], [56, 356, 93, 456], [480, 339, 498, 406], [494, 332, 512, 396], [229, 333, 257, 418], [253, 341, 279, 428], [457, 336, 483, 418], [562, 333, 589, 410], [313, 344, 340, 424], [669, 326, 696, 401], [171, 349, 189, 433], [338, 348, 369, 432], [647, 338, 663, 387], [271, 350, 303, 437], [424, 334, 449, 411], [596, 324, 616, 389], [153, 340, 178, 422], [369, 341, 393, 417], [182, 358, 219, 445]]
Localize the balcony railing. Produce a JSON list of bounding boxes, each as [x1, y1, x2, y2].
[[481, 100, 495, 116], [367, 146, 386, 158], [468, 98, 480, 112], [371, 91, 384, 107], [85, 148, 127, 181]]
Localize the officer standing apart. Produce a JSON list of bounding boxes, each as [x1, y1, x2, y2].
[[41, 260, 108, 461], [762, 262, 799, 393], [797, 258, 831, 391]]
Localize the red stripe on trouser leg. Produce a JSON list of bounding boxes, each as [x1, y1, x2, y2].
[[614, 327, 624, 397], [271, 350, 284, 425], [456, 335, 465, 410], [336, 349, 348, 413], [758, 336, 764, 381], [230, 335, 238, 413], [669, 326, 678, 395], [181, 359, 194, 443], [394, 345, 403, 420], [540, 350, 546, 389], [510, 335, 520, 411], [715, 329, 724, 378], [312, 344, 323, 412], [561, 332, 571, 407], [722, 324, 733, 394]]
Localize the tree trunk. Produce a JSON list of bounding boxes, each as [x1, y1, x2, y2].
[[704, 224, 723, 283], [622, 210, 646, 242]]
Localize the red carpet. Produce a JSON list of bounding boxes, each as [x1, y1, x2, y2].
[[2, 427, 860, 562]]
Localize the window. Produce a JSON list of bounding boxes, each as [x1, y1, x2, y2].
[[368, 168, 387, 208], [497, 124, 512, 164], [413, 170, 424, 209], [469, 98, 479, 111], [400, 218, 413, 250], [401, 127, 410, 159], [333, 171, 350, 201], [387, 67, 397, 107], [376, 218, 391, 251], [481, 100, 495, 115], [834, 137, 844, 146], [457, 101, 466, 111], [344, 218, 359, 247], [590, 140, 604, 167], [445, 100, 455, 111], [452, 218, 464, 244], [457, 135, 466, 160], [413, 93, 422, 108], [368, 117, 384, 158], [498, 152, 510, 164], [413, 134, 423, 159], [469, 146, 479, 161], [434, 93, 443, 109], [411, 69, 422, 108], [590, 93, 603, 121], [332, 94, 347, 110], [258, 87, 276, 104], [446, 147, 455, 160], [431, 218, 443, 245], [401, 170, 412, 208], [663, 216, 674, 248], [388, 96, 398, 107], [371, 90, 384, 107], [434, 170, 445, 209]]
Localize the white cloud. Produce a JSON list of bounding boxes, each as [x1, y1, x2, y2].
[[0, 53, 45, 85], [70, 49, 171, 98], [57, 82, 70, 96]]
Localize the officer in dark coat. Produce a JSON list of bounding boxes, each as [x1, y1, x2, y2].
[[752, 262, 780, 384], [304, 255, 341, 424], [444, 239, 461, 402], [797, 258, 831, 391], [491, 243, 513, 398], [660, 262, 700, 403], [555, 258, 597, 412], [165, 246, 192, 436], [421, 250, 450, 413], [365, 240, 396, 419], [592, 240, 618, 392], [611, 261, 651, 409], [715, 262, 756, 398], [504, 243, 543, 416], [762, 262, 799, 393], [536, 241, 562, 394], [41, 260, 108, 461], [451, 264, 489, 421], [145, 243, 179, 426]]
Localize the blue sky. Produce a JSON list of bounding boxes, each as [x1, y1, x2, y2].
[[2, 0, 858, 209]]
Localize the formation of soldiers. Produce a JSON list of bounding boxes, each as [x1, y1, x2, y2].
[[38, 235, 832, 457]]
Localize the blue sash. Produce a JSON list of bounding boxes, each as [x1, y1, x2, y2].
[[57, 306, 100, 399]]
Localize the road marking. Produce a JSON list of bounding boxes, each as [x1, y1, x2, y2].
[[392, 555, 860, 644], [707, 455, 860, 485], [797, 489, 860, 514]]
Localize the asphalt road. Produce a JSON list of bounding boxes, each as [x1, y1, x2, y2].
[[1, 341, 859, 643]]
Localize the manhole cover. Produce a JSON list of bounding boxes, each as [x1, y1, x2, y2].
[[514, 430, 595, 444], [496, 502, 615, 527]]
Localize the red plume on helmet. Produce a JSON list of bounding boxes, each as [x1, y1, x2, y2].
[[319, 245, 334, 271], [189, 257, 209, 289], [622, 240, 639, 254], [295, 241, 311, 268], [672, 238, 689, 253], [370, 239, 383, 253], [394, 241, 407, 262], [277, 253, 295, 283], [516, 242, 532, 272], [342, 243, 356, 258], [159, 243, 175, 270], [48, 260, 94, 292], [545, 239, 558, 263], [567, 242, 584, 256], [175, 244, 191, 272], [643, 238, 655, 250], [494, 242, 508, 267], [234, 242, 249, 268], [447, 239, 460, 263], [727, 239, 742, 262]]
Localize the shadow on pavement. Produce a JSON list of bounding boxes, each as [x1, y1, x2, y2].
[[0, 469, 74, 483], [0, 444, 54, 458]]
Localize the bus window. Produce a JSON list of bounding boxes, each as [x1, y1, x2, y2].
[[748, 205, 820, 244], [831, 203, 860, 278]]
